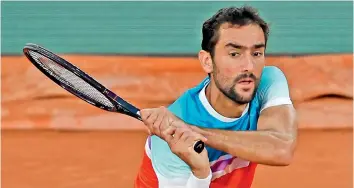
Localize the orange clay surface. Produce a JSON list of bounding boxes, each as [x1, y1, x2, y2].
[[1, 129, 352, 188]]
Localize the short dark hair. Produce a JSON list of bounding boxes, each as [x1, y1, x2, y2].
[[201, 6, 269, 56]]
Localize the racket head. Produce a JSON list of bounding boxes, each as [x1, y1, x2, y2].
[[23, 43, 141, 120], [23, 43, 202, 152]]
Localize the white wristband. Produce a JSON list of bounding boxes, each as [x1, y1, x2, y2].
[[185, 169, 212, 188]]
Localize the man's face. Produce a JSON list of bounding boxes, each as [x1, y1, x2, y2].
[[210, 23, 266, 104]]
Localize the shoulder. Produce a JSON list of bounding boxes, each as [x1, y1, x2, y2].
[[256, 66, 292, 111], [168, 76, 209, 116], [257, 66, 288, 92], [260, 66, 287, 82]]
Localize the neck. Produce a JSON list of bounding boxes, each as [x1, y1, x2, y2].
[[205, 80, 247, 118]]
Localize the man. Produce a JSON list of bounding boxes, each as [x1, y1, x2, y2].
[[135, 6, 297, 188]]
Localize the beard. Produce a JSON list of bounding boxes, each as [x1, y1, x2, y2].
[[213, 71, 259, 105]]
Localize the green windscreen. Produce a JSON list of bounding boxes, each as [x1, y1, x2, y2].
[[2, 1, 353, 55]]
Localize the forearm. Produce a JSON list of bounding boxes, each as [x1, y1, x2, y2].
[[191, 126, 295, 166]]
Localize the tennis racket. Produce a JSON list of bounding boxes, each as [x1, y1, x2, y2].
[[22, 43, 205, 154]]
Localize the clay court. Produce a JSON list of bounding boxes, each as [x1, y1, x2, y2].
[[2, 54, 353, 188], [1, 129, 352, 188]]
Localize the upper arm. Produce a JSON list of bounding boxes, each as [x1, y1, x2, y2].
[[258, 66, 293, 112], [257, 66, 297, 142], [258, 105, 297, 140]]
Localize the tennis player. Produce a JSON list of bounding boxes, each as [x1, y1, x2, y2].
[[135, 6, 297, 188]]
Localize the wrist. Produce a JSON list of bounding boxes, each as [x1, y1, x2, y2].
[[190, 125, 207, 136], [187, 168, 212, 188], [191, 167, 211, 179]]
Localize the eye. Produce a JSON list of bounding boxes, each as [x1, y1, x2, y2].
[[253, 52, 263, 57], [229, 52, 240, 57]]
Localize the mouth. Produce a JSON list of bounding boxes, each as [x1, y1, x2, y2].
[[237, 78, 254, 85]]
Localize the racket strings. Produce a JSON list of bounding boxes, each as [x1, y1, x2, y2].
[[28, 51, 115, 109]]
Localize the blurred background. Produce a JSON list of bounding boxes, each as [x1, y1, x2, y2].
[[1, 1, 353, 188]]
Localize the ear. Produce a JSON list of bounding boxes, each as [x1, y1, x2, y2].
[[198, 50, 213, 74]]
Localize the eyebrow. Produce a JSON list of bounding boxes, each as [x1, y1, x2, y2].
[[225, 42, 266, 49]]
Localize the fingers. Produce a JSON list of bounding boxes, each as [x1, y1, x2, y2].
[[176, 125, 207, 144], [140, 108, 161, 135], [184, 131, 207, 147], [162, 124, 176, 143], [170, 127, 206, 147], [140, 106, 206, 149], [140, 109, 153, 130], [196, 132, 208, 143], [154, 107, 166, 136], [167, 128, 206, 157], [140, 109, 152, 121], [180, 129, 192, 142], [141, 106, 180, 137], [161, 125, 196, 147]]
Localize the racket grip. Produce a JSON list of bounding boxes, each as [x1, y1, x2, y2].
[[135, 111, 143, 121]]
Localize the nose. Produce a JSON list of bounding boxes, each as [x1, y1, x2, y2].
[[241, 55, 254, 72]]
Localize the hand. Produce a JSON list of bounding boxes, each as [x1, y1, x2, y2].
[[140, 106, 200, 140], [140, 107, 210, 178], [140, 106, 169, 137], [163, 125, 210, 179]]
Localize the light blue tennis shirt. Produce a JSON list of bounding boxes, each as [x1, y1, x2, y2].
[[147, 66, 293, 186]]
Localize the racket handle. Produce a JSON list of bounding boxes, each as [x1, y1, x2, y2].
[[136, 111, 205, 154], [193, 140, 205, 154], [136, 111, 143, 121]]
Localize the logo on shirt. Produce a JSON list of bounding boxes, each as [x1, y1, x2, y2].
[[210, 154, 250, 180]]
